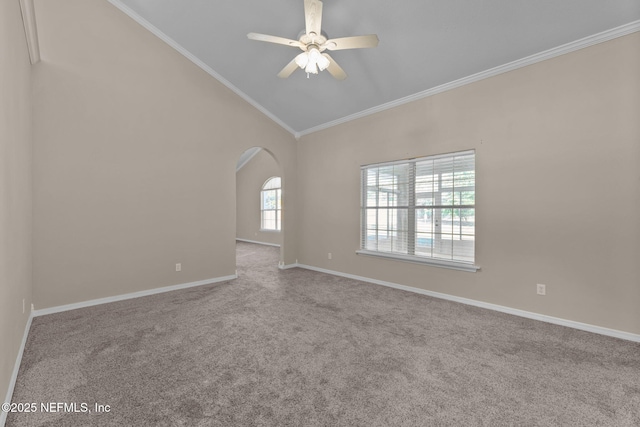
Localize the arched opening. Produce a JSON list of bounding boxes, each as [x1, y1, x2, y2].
[[235, 147, 283, 272]]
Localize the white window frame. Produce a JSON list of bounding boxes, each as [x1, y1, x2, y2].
[[260, 177, 281, 232], [356, 150, 479, 272]]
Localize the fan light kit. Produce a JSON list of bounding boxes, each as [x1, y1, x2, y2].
[[247, 0, 379, 80]]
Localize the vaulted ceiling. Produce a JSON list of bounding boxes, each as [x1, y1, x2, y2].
[[109, 0, 640, 136]]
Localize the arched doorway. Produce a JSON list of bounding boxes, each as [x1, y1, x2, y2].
[[235, 147, 283, 271]]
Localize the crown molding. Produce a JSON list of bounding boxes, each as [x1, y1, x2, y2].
[[297, 20, 640, 138], [106, 0, 297, 137], [102, 2, 639, 140], [19, 0, 40, 64]]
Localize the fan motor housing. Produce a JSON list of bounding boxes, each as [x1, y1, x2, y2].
[[297, 29, 328, 48]]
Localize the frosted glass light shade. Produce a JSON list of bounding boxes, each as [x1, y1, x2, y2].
[[294, 52, 308, 69], [296, 47, 327, 75], [317, 54, 330, 71]]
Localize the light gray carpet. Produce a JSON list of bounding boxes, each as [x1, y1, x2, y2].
[[6, 242, 640, 426]]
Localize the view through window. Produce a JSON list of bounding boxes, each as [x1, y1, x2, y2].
[[359, 150, 475, 269], [261, 177, 281, 231]]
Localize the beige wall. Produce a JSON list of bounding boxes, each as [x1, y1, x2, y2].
[[10, 0, 639, 364], [0, 0, 34, 406], [297, 33, 640, 335], [4, 0, 635, 408], [32, 0, 297, 309], [236, 149, 283, 246]]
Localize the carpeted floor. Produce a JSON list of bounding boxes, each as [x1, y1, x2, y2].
[[6, 242, 640, 426]]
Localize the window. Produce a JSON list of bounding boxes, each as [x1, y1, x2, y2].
[[261, 177, 281, 231], [357, 150, 477, 272]]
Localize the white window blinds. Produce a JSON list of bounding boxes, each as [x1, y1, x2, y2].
[[360, 150, 476, 268]]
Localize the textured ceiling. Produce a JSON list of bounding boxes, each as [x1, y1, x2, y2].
[[110, 0, 640, 136]]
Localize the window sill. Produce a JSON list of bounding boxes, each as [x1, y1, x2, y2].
[[259, 229, 281, 233], [355, 249, 480, 272]]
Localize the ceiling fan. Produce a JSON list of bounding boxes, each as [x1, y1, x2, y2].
[[247, 0, 379, 80]]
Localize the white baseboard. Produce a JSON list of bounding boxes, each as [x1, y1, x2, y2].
[[32, 274, 237, 317], [1, 312, 33, 427], [2, 274, 236, 425], [3, 266, 637, 425], [296, 263, 640, 343], [236, 238, 280, 248]]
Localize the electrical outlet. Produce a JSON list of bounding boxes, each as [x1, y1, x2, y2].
[[537, 284, 546, 295], [176, 263, 182, 272], [328, 253, 332, 260]]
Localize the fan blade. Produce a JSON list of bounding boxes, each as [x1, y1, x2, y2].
[[323, 34, 379, 51], [304, 0, 323, 36], [277, 58, 300, 79], [247, 33, 304, 49], [322, 53, 347, 80]]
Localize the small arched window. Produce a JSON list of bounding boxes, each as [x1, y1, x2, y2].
[[261, 177, 281, 231]]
